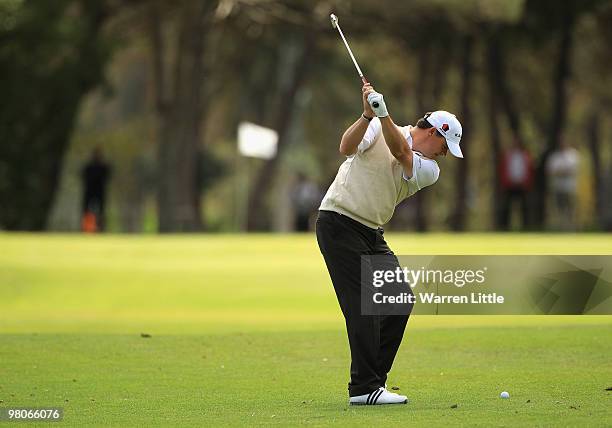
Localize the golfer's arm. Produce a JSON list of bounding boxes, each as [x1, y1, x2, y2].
[[380, 116, 414, 177], [339, 117, 369, 156]]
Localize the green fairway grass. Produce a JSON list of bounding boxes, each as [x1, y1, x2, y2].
[[1, 233, 611, 426]]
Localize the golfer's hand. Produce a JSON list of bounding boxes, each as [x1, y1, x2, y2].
[[362, 84, 376, 118], [367, 91, 389, 118]]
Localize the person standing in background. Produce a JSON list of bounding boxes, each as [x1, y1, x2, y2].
[[81, 147, 111, 232], [498, 138, 534, 230], [291, 173, 321, 231], [547, 140, 580, 230]]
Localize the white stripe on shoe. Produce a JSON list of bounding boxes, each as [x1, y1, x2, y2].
[[371, 388, 384, 404], [366, 389, 378, 405]]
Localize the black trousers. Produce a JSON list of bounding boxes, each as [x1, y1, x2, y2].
[[315, 210, 410, 397]]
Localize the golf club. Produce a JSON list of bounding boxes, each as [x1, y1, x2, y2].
[[330, 13, 379, 107]]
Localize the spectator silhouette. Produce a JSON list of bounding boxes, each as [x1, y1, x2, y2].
[[291, 173, 321, 231], [547, 139, 579, 231], [498, 137, 534, 230], [81, 147, 111, 232]]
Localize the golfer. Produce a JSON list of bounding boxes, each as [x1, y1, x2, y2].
[[316, 84, 463, 405]]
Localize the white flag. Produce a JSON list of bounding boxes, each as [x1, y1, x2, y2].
[[237, 122, 278, 160]]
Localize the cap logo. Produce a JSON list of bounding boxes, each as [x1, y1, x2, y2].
[[441, 123, 449, 132]]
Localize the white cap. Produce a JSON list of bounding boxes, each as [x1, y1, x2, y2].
[[426, 111, 463, 158]]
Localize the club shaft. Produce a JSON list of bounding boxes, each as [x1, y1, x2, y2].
[[334, 23, 366, 83]]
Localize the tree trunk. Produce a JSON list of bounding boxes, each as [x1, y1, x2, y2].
[[533, 4, 576, 228], [496, 46, 521, 139], [587, 109, 603, 228], [485, 30, 503, 230], [493, 26, 530, 226], [149, 1, 216, 232], [489, 28, 524, 139], [407, 44, 448, 231], [0, 1, 109, 230], [246, 34, 315, 231], [450, 35, 474, 231], [413, 48, 431, 232], [430, 46, 448, 105]]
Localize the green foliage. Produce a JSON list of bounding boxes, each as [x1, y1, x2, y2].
[[199, 146, 226, 193], [0, 0, 111, 230], [3, 0, 612, 231]]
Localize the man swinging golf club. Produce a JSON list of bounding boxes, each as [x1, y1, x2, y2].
[[317, 13, 464, 406], [316, 82, 463, 405], [317, 14, 463, 405]]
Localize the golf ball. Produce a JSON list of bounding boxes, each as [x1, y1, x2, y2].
[[500, 391, 510, 399]]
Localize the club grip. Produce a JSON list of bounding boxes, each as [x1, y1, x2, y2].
[[361, 76, 377, 107]]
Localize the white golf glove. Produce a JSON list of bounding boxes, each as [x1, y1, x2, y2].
[[367, 92, 389, 118]]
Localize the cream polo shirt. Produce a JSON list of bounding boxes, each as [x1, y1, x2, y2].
[[319, 117, 440, 229]]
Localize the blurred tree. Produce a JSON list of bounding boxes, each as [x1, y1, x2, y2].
[[393, 8, 455, 231], [3, 0, 610, 233], [559, 0, 612, 230], [582, 3, 612, 230], [519, 0, 604, 228], [147, 0, 218, 232], [246, 33, 316, 230], [450, 33, 475, 231], [238, 2, 320, 231], [0, 0, 111, 230], [483, 17, 529, 228], [484, 26, 504, 229], [586, 109, 603, 227]]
